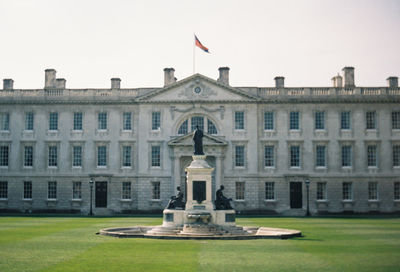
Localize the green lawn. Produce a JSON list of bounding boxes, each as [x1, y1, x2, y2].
[[0, 216, 399, 272]]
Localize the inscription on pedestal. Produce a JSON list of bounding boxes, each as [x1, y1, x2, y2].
[[193, 181, 206, 204], [225, 213, 235, 222], [164, 213, 174, 222]]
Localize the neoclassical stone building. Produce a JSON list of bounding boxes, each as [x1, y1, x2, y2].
[[0, 67, 399, 215]]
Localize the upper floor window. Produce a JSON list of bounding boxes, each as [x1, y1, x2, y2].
[[152, 112, 161, 130], [151, 145, 161, 167], [0, 113, 9, 131], [290, 145, 300, 167], [0, 146, 9, 167], [177, 116, 218, 135], [73, 112, 83, 130], [367, 145, 378, 167], [341, 111, 351, 130], [315, 111, 325, 130], [98, 112, 107, 130], [316, 145, 326, 167], [235, 111, 244, 130], [393, 145, 400, 167], [264, 145, 275, 167], [123, 112, 132, 130], [97, 146, 107, 167], [48, 146, 58, 167], [24, 146, 33, 167], [264, 112, 274, 130], [73, 146, 82, 167], [392, 111, 400, 130], [289, 111, 299, 130], [122, 146, 132, 167], [366, 111, 376, 130], [49, 112, 58, 130], [25, 112, 34, 130], [341, 145, 352, 167], [235, 145, 245, 167]]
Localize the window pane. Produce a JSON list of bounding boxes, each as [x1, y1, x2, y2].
[[48, 181, 57, 199], [367, 145, 377, 167], [97, 146, 107, 166], [0, 146, 9, 167], [178, 120, 188, 134], [73, 112, 82, 130], [151, 146, 161, 167], [191, 116, 204, 131], [290, 112, 299, 130], [366, 111, 376, 129], [24, 146, 33, 167], [316, 145, 326, 167], [265, 182, 275, 200], [290, 146, 300, 167], [73, 181, 82, 199], [342, 145, 352, 167], [24, 181, 32, 199], [123, 112, 132, 130], [235, 111, 244, 130], [264, 145, 274, 167], [207, 119, 217, 134], [49, 112, 58, 130], [122, 146, 132, 167], [315, 111, 325, 130], [341, 111, 350, 129], [25, 112, 34, 130], [98, 112, 107, 130], [264, 112, 274, 130], [392, 112, 400, 129], [235, 182, 245, 200], [73, 146, 82, 167], [122, 182, 131, 199], [0, 181, 8, 199], [152, 112, 161, 130], [235, 145, 245, 167], [48, 146, 58, 167]]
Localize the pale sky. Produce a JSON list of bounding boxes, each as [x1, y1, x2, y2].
[[0, 0, 399, 89]]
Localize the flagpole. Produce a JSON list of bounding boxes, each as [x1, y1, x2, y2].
[[193, 34, 195, 74]]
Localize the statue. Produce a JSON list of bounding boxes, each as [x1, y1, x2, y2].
[[166, 186, 185, 209], [215, 185, 233, 210], [193, 126, 204, 155]]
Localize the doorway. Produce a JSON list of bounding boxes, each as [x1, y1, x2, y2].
[[290, 182, 302, 209], [95, 181, 107, 208]]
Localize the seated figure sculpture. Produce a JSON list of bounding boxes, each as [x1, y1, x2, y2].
[[166, 186, 185, 209], [215, 185, 233, 210]]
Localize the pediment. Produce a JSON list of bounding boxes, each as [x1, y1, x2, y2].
[[168, 132, 228, 147], [137, 74, 259, 102]]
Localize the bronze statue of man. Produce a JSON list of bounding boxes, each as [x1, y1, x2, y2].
[[193, 126, 204, 155]]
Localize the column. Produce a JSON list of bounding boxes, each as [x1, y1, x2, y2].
[[215, 155, 222, 190], [173, 156, 180, 191]]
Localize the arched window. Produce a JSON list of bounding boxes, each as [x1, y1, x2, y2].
[[178, 116, 218, 135]]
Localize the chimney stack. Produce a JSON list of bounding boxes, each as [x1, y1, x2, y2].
[[45, 69, 57, 88], [3, 79, 14, 90], [164, 68, 176, 86], [217, 67, 230, 85], [111, 78, 121, 89], [387, 77, 398, 88], [342, 67, 355, 88], [332, 74, 343, 88], [55, 78, 66, 89], [274, 76, 285, 88]]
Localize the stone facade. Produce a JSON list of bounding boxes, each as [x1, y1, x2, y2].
[[0, 67, 400, 215]]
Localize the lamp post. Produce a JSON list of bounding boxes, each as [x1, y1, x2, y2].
[[305, 179, 310, 216], [89, 178, 94, 216]]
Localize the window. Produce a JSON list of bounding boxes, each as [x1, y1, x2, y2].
[[151, 111, 161, 130], [24, 146, 33, 167], [151, 145, 161, 167], [367, 145, 377, 167], [264, 145, 274, 167], [235, 111, 244, 130], [290, 145, 300, 167], [48, 181, 57, 199], [315, 111, 325, 130], [0, 181, 7, 199], [316, 145, 326, 167], [49, 112, 58, 130], [289, 111, 299, 130], [72, 181, 82, 199], [97, 146, 107, 167], [98, 112, 107, 130], [368, 182, 378, 200], [235, 145, 245, 167], [0, 113, 10, 131], [123, 112, 132, 130], [0, 146, 9, 167], [341, 145, 352, 167], [394, 182, 400, 200], [342, 182, 353, 200], [265, 182, 275, 200], [264, 112, 274, 130], [178, 116, 218, 135], [24, 181, 32, 199], [122, 182, 132, 199], [191, 116, 204, 131], [392, 112, 400, 130], [122, 146, 132, 167], [393, 145, 400, 167], [235, 182, 245, 200], [152, 182, 160, 199], [317, 182, 327, 200], [73, 112, 83, 130], [366, 111, 376, 129], [25, 112, 34, 130], [73, 146, 82, 167], [341, 111, 351, 130], [48, 146, 58, 167]]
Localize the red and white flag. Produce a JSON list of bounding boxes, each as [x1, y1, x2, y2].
[[195, 35, 210, 53]]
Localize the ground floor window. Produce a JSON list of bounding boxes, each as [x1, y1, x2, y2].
[[235, 182, 245, 200], [152, 182, 160, 200], [72, 181, 82, 199], [122, 182, 132, 200], [24, 181, 32, 199], [342, 182, 352, 200], [265, 182, 275, 200], [316, 182, 326, 200], [48, 181, 57, 199], [395, 182, 400, 200], [368, 182, 378, 200], [0, 181, 7, 199], [393, 145, 400, 167]]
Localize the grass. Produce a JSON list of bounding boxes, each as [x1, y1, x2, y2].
[[0, 216, 399, 271]]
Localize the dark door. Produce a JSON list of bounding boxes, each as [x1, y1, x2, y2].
[[290, 182, 302, 209], [95, 182, 107, 208]]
